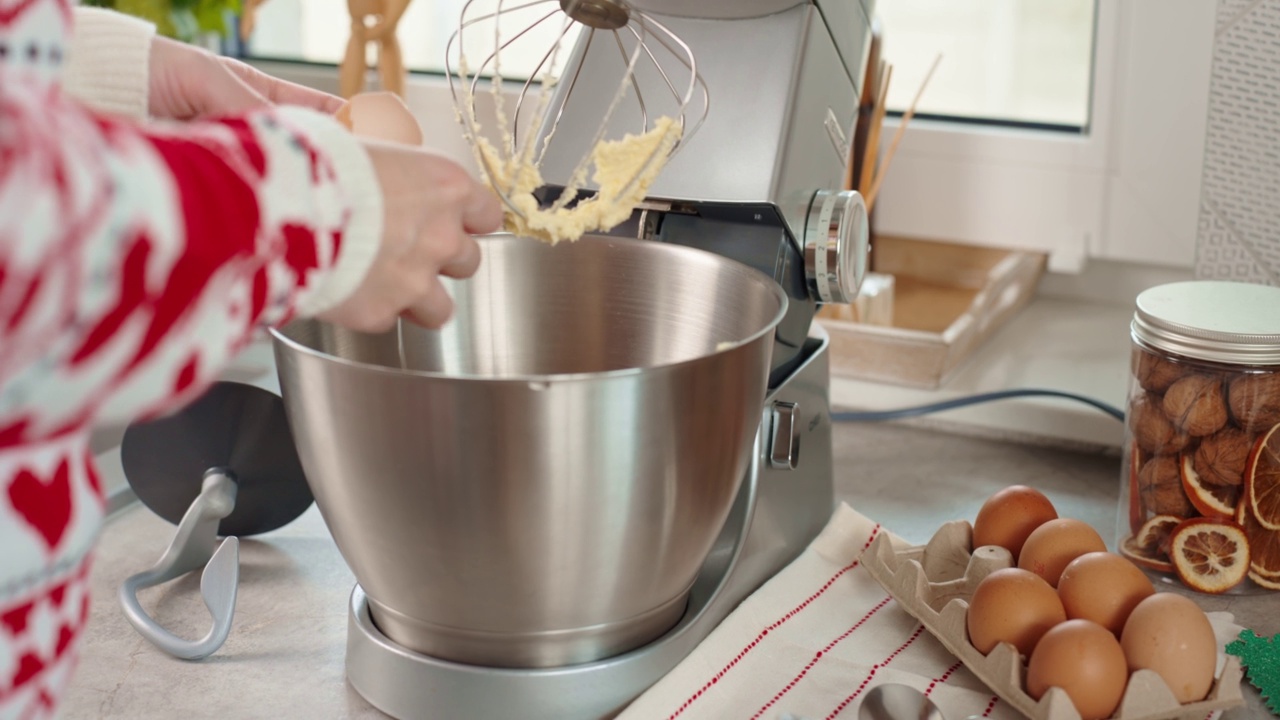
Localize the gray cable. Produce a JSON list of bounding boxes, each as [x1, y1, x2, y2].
[[831, 388, 1125, 423]]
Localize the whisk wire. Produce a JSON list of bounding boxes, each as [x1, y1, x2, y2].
[[512, 13, 576, 151], [446, 0, 552, 216], [631, 12, 710, 145], [612, 29, 648, 132], [548, 21, 647, 212], [535, 26, 594, 168], [448, 0, 710, 228]]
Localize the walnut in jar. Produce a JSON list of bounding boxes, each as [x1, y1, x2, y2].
[[1129, 392, 1191, 455], [1227, 373, 1280, 433], [1138, 455, 1194, 517], [1192, 428, 1254, 487], [1163, 375, 1229, 437], [1134, 349, 1185, 394]]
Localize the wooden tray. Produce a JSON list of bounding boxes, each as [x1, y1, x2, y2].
[[818, 235, 1046, 389], [861, 521, 1245, 720]]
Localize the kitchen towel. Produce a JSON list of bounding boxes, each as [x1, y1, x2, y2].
[[619, 503, 1240, 720]]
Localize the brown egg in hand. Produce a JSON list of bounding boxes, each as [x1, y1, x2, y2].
[[1027, 619, 1129, 720], [972, 485, 1059, 562], [336, 92, 425, 146], [1018, 518, 1107, 587], [967, 568, 1067, 657], [1058, 551, 1155, 635]]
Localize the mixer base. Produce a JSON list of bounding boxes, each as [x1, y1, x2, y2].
[[345, 330, 836, 719]]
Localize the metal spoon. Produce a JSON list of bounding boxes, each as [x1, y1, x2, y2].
[[857, 684, 946, 720]]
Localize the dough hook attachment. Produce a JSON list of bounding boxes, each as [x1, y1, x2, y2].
[[117, 381, 314, 661], [118, 470, 240, 660]]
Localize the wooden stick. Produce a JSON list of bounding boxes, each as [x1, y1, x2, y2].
[[846, 17, 883, 191], [858, 62, 892, 197], [865, 53, 941, 213]]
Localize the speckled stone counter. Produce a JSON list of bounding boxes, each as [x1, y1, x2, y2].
[[65, 422, 1275, 719]]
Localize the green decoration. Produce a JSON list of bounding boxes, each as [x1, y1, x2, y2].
[[1226, 629, 1280, 715], [81, 0, 242, 43]]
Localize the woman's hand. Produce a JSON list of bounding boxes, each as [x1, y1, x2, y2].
[[148, 37, 342, 120], [318, 140, 505, 332]]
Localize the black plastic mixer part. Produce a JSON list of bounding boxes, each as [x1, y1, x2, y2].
[[120, 381, 314, 538]]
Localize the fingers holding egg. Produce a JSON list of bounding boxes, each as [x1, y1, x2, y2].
[[336, 91, 425, 146]]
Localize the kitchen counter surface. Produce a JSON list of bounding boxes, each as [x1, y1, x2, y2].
[[67, 421, 1275, 719]]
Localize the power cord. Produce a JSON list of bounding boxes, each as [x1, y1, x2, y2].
[[831, 388, 1126, 423]]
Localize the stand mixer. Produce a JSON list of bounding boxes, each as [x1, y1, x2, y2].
[[272, 1, 874, 717]]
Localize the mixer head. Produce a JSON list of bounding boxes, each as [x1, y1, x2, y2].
[[445, 0, 709, 243]]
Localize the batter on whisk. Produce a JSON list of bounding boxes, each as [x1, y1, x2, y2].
[[447, 0, 705, 245], [472, 115, 681, 245]]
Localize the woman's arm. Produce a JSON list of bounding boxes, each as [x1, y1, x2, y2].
[[61, 6, 153, 119], [0, 4, 382, 444]]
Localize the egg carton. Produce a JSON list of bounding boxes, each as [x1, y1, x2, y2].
[[861, 520, 1245, 720]]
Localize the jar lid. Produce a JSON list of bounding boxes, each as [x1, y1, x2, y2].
[[1132, 281, 1280, 366]]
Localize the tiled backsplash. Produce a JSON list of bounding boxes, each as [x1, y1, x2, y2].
[[1195, 0, 1280, 286]]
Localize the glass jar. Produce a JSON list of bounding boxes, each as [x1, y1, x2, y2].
[[1118, 281, 1280, 595]]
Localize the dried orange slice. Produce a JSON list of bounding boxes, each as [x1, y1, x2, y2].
[[1136, 514, 1182, 556], [1168, 518, 1250, 593], [1249, 570, 1280, 590], [1120, 535, 1174, 573], [1128, 442, 1144, 534], [1236, 493, 1280, 579], [1119, 515, 1181, 573], [1246, 423, 1280, 530], [1181, 455, 1240, 519]]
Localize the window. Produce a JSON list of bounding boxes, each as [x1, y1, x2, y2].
[[245, 0, 582, 81], [243, 2, 1216, 274], [876, 1, 1096, 129], [245, 1, 1097, 130]]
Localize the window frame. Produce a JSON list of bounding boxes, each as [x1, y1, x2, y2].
[[869, 0, 1215, 274]]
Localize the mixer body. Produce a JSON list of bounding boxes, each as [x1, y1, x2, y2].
[[538, 0, 875, 374], [277, 1, 876, 716]]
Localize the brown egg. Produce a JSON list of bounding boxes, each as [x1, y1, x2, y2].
[[967, 568, 1067, 657], [973, 485, 1059, 562], [1018, 518, 1107, 587], [1058, 551, 1155, 635], [1027, 619, 1129, 720], [1120, 593, 1217, 703], [337, 92, 425, 146]]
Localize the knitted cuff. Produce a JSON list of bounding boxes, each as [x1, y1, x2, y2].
[[64, 7, 155, 120], [275, 107, 385, 318]]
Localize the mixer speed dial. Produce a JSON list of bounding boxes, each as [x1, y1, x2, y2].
[[803, 189, 869, 305]]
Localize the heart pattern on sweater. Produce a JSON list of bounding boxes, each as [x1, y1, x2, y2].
[[7, 458, 72, 552]]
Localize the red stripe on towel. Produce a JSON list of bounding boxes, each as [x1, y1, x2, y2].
[[924, 661, 963, 697], [748, 595, 894, 719], [665, 524, 882, 720], [822, 625, 926, 719]]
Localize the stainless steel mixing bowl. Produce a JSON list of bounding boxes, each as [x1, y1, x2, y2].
[[270, 234, 787, 668]]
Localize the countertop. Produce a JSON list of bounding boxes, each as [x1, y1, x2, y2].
[[64, 419, 1276, 719]]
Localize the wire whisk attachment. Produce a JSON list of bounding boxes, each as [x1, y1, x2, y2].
[[446, 0, 709, 244]]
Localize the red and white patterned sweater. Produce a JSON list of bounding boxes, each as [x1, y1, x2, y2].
[[0, 4, 384, 718]]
